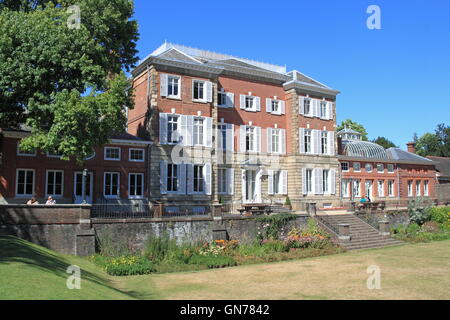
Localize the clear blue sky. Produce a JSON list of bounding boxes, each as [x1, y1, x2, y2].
[[133, 0, 450, 149]]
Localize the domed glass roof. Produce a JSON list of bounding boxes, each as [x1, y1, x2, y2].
[[342, 140, 388, 159]]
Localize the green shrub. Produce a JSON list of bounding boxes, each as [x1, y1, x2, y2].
[[188, 254, 237, 268], [90, 255, 156, 276], [261, 240, 289, 252], [407, 223, 421, 234], [408, 197, 431, 225], [391, 224, 407, 235], [427, 206, 450, 225], [256, 213, 298, 240], [143, 234, 178, 261], [97, 229, 131, 257]]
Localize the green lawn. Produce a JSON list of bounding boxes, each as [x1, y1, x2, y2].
[[0, 236, 132, 300], [1, 236, 449, 300]]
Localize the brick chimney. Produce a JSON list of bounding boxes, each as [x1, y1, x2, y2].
[[407, 142, 416, 154]]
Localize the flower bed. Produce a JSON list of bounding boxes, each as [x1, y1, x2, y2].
[[91, 218, 343, 276]]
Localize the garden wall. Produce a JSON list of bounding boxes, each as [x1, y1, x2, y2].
[[356, 211, 410, 229], [0, 204, 94, 256], [92, 215, 310, 253], [0, 204, 310, 256]]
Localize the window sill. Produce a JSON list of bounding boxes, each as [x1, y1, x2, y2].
[[104, 196, 120, 199], [192, 99, 209, 104], [128, 196, 144, 200], [129, 159, 145, 162], [165, 96, 181, 100], [104, 158, 121, 161]]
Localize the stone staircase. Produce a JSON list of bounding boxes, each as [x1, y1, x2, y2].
[[315, 213, 404, 250], [269, 204, 296, 215]]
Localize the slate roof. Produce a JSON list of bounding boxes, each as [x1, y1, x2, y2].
[[427, 156, 450, 178], [386, 148, 433, 164], [135, 42, 337, 93]]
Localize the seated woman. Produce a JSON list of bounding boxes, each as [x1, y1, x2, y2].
[[27, 196, 39, 205]]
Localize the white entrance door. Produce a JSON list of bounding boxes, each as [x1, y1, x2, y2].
[[74, 172, 93, 204], [242, 169, 261, 203], [365, 180, 373, 200]]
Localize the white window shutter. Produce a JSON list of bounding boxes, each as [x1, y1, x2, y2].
[[241, 169, 246, 200], [206, 81, 213, 102], [186, 115, 194, 146], [281, 129, 286, 154], [327, 102, 333, 120], [256, 127, 262, 152], [281, 170, 288, 195], [302, 168, 307, 195], [280, 101, 285, 115], [205, 117, 213, 147], [227, 168, 234, 195], [268, 170, 274, 195], [328, 131, 335, 155], [255, 97, 261, 112], [330, 169, 336, 194], [240, 94, 246, 109], [226, 92, 234, 108], [267, 128, 272, 153], [204, 163, 212, 195], [226, 124, 234, 152], [314, 168, 323, 195], [299, 96, 305, 115], [312, 99, 319, 117], [160, 74, 168, 97], [240, 126, 246, 152], [180, 115, 188, 146], [266, 98, 272, 113], [313, 130, 321, 155], [299, 128, 305, 153], [160, 160, 167, 194], [178, 164, 186, 194], [159, 113, 168, 144], [187, 164, 194, 194]]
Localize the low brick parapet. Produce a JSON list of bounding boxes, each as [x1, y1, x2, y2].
[[0, 204, 92, 225]]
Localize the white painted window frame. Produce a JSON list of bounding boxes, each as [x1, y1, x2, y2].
[[45, 169, 64, 198], [128, 173, 144, 199], [103, 172, 120, 199], [15, 168, 35, 198], [16, 142, 36, 157], [167, 75, 181, 99], [104, 147, 121, 161], [129, 148, 145, 162]]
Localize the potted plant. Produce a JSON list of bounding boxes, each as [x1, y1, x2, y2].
[[284, 196, 292, 210]]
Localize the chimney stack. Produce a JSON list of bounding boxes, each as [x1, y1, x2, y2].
[[407, 142, 416, 154]]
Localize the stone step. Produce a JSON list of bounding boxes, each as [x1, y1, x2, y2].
[[315, 214, 404, 251]]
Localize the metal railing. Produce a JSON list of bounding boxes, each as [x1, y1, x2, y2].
[[91, 203, 153, 219], [160, 204, 212, 218]]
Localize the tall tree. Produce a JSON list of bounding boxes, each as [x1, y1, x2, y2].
[[414, 124, 450, 157], [0, 0, 138, 162], [435, 123, 450, 156], [372, 136, 398, 149], [337, 119, 369, 141], [415, 133, 442, 157]]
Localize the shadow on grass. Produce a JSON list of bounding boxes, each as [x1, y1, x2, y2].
[[0, 235, 155, 300]]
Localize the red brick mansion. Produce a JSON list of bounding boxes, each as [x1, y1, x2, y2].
[[0, 43, 444, 211]]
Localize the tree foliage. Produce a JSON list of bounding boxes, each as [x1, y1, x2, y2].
[[371, 136, 397, 149], [337, 119, 368, 141], [414, 124, 450, 157], [0, 0, 138, 162]]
